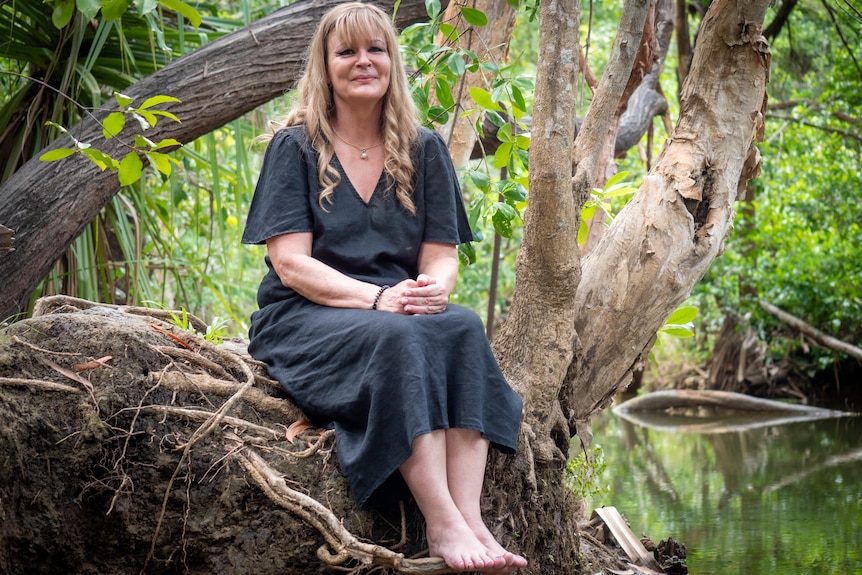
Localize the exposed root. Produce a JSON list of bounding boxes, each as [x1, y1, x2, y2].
[[233, 444, 456, 575], [0, 376, 83, 393]]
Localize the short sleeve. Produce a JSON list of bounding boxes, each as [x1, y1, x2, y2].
[[241, 127, 315, 245], [418, 128, 474, 245]]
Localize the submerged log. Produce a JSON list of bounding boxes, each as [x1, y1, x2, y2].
[[612, 389, 856, 434]]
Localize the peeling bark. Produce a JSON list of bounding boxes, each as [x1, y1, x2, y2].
[[567, 0, 772, 424]]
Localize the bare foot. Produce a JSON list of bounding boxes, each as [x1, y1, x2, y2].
[[465, 520, 528, 574], [426, 520, 504, 572]]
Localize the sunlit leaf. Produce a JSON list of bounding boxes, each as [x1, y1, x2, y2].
[[424, 0, 441, 18], [146, 152, 172, 176], [158, 0, 202, 27], [493, 141, 512, 169], [666, 305, 699, 325], [659, 326, 695, 338], [81, 148, 119, 171], [139, 95, 181, 109], [119, 151, 143, 186], [469, 87, 503, 112], [114, 92, 134, 108], [40, 148, 76, 162], [102, 112, 125, 139]]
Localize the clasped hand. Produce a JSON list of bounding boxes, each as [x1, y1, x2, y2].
[[378, 274, 449, 315]]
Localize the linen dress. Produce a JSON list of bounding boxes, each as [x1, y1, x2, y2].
[[242, 125, 523, 509]]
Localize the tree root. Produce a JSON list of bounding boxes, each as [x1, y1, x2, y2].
[[0, 376, 83, 393], [232, 444, 456, 575]]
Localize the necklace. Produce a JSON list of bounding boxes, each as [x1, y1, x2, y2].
[[332, 127, 383, 160]]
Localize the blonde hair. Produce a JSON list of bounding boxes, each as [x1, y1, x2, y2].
[[272, 2, 419, 214]]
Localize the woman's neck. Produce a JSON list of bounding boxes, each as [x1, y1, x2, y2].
[[332, 106, 383, 145]]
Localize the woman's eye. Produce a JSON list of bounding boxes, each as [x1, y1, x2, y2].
[[337, 49, 355, 56]]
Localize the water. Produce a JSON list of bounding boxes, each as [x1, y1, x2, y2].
[[587, 405, 862, 574]]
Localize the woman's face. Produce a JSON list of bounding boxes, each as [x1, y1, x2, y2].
[[326, 30, 391, 111]]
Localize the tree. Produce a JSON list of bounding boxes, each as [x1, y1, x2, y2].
[[0, 0, 772, 573]]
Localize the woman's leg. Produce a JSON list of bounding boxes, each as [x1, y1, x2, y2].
[[444, 428, 529, 572], [399, 430, 502, 572]]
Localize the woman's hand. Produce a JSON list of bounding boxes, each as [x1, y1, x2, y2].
[[401, 273, 450, 315], [375, 274, 449, 315]]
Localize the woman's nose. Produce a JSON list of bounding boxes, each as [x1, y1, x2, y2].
[[356, 49, 371, 66]]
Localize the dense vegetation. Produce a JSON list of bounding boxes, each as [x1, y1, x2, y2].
[[1, 0, 859, 394]]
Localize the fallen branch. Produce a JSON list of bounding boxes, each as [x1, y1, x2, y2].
[[760, 300, 862, 361]]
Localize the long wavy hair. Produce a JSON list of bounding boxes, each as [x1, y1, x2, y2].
[[271, 2, 419, 214]]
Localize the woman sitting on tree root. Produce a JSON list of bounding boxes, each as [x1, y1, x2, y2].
[[241, 3, 527, 573]]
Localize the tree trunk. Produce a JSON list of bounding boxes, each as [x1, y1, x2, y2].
[[566, 0, 771, 425], [0, 0, 433, 322]]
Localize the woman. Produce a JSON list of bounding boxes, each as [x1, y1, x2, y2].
[[242, 3, 526, 573]]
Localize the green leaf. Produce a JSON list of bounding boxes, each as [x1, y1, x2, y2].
[[469, 170, 490, 190], [151, 110, 181, 124], [494, 202, 517, 220], [102, 0, 131, 22], [134, 0, 159, 16], [439, 22, 459, 42], [469, 87, 503, 112], [102, 112, 125, 139], [146, 151, 172, 176], [427, 105, 449, 125], [76, 0, 102, 20], [114, 92, 134, 108], [51, 0, 76, 28], [496, 123, 513, 143], [492, 209, 513, 238], [81, 148, 118, 171], [666, 305, 699, 325], [434, 78, 454, 110], [510, 84, 527, 113], [151, 138, 182, 151], [493, 142, 512, 169], [158, 0, 202, 27], [605, 170, 630, 188], [447, 53, 466, 77], [578, 219, 589, 246], [119, 151, 143, 186], [460, 7, 488, 26], [139, 95, 181, 110], [659, 326, 695, 338], [458, 241, 476, 266], [134, 134, 156, 149], [40, 148, 76, 162], [424, 0, 441, 18]]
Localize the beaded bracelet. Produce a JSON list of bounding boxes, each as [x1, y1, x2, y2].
[[371, 285, 390, 310]]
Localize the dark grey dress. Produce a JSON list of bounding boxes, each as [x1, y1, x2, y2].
[[242, 125, 523, 508]]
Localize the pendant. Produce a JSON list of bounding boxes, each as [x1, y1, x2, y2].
[[360, 149, 368, 160]]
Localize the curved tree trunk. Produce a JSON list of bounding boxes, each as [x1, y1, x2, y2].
[[0, 0, 433, 322], [566, 0, 771, 424]]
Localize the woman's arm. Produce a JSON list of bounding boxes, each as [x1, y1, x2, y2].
[[266, 232, 386, 309]]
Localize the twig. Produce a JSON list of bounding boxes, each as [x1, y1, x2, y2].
[[0, 376, 83, 393]]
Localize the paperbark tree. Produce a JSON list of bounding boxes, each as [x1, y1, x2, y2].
[[0, 0, 772, 573]]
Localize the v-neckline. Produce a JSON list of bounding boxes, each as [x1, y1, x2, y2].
[[333, 154, 384, 206]]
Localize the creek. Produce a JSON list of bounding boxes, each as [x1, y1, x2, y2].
[[587, 403, 862, 574]]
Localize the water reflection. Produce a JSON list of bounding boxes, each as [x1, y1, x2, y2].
[[588, 408, 862, 574]]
